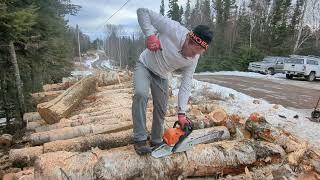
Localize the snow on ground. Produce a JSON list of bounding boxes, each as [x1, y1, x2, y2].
[[83, 53, 99, 69], [171, 75, 320, 147], [197, 71, 284, 79], [70, 53, 99, 78], [196, 71, 320, 90], [100, 60, 115, 70]]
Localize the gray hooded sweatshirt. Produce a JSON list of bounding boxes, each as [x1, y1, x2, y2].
[[136, 8, 199, 113]]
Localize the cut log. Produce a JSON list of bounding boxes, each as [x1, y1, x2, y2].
[[13, 168, 34, 180], [0, 134, 13, 148], [245, 117, 307, 153], [9, 146, 43, 167], [34, 111, 131, 133], [43, 129, 133, 153], [26, 120, 46, 131], [31, 90, 64, 104], [245, 117, 308, 166], [11, 126, 229, 167], [208, 108, 228, 126], [42, 80, 76, 92], [23, 112, 41, 122], [9, 130, 132, 168], [97, 71, 131, 87], [34, 140, 285, 180], [29, 121, 133, 145], [37, 75, 97, 124]]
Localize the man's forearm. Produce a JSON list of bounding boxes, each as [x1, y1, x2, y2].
[[137, 8, 157, 37]]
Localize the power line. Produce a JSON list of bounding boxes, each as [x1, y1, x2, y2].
[[95, 0, 132, 30]]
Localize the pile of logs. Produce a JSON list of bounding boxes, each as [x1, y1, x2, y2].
[[4, 70, 320, 179]]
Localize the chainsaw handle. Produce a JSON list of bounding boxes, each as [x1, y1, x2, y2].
[[173, 121, 179, 128], [174, 121, 193, 132]]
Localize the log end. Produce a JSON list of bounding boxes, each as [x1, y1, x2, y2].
[[0, 134, 13, 148]]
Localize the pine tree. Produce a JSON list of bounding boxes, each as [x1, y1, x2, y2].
[[190, 0, 201, 28], [0, 2, 37, 126], [167, 0, 182, 23], [201, 0, 212, 26], [179, 6, 184, 23], [160, 0, 165, 15], [184, 0, 191, 27]]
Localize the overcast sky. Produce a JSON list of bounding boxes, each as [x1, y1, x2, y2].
[[66, 0, 188, 40]]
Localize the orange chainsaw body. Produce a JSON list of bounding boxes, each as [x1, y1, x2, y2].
[[162, 127, 185, 146]]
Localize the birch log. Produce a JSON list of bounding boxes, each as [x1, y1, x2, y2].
[[26, 120, 46, 131], [11, 126, 229, 167], [23, 112, 41, 122], [34, 140, 285, 180], [97, 71, 131, 87], [29, 121, 133, 145], [9, 146, 43, 167], [37, 75, 97, 124], [31, 90, 64, 104], [34, 112, 131, 133], [42, 80, 76, 92], [245, 117, 308, 166]]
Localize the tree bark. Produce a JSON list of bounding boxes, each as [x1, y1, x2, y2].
[[10, 126, 230, 167], [245, 118, 307, 153], [0, 134, 13, 148], [0, 71, 10, 129], [245, 118, 308, 165], [42, 80, 76, 92], [29, 121, 133, 145], [2, 168, 34, 180], [34, 140, 285, 180], [9, 41, 25, 122], [23, 112, 42, 122], [97, 71, 131, 87], [37, 75, 97, 124], [34, 113, 130, 133], [9, 146, 43, 167], [26, 120, 46, 131], [293, 0, 308, 53], [31, 90, 64, 104]]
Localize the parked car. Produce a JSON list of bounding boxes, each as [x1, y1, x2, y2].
[[248, 56, 289, 75], [284, 55, 320, 81]]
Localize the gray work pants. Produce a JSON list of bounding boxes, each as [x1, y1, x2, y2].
[[132, 61, 168, 144]]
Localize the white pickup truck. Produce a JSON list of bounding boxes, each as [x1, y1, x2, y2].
[[284, 55, 320, 81], [248, 56, 288, 75]]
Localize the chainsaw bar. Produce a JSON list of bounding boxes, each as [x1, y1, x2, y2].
[[151, 127, 225, 158]]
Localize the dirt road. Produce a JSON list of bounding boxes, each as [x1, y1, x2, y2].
[[194, 75, 319, 109]]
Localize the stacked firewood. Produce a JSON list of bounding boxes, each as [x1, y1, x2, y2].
[[4, 70, 320, 180]]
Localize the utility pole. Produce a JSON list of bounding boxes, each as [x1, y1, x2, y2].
[[76, 24, 82, 65], [119, 37, 121, 69]]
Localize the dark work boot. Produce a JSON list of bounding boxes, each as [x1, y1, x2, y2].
[[134, 140, 152, 155]]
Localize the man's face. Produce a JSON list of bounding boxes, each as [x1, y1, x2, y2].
[[181, 35, 206, 58]]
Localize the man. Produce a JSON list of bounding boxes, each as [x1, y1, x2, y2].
[[133, 8, 213, 155]]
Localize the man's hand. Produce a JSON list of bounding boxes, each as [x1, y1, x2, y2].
[[178, 113, 191, 129], [146, 35, 162, 51]]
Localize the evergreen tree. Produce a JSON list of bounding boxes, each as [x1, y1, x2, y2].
[[0, 0, 82, 132], [184, 0, 191, 27], [167, 0, 182, 23], [201, 0, 212, 26], [190, 0, 201, 28], [160, 0, 165, 15], [179, 6, 184, 24]]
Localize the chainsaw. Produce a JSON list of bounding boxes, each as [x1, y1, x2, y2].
[[151, 119, 226, 158]]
